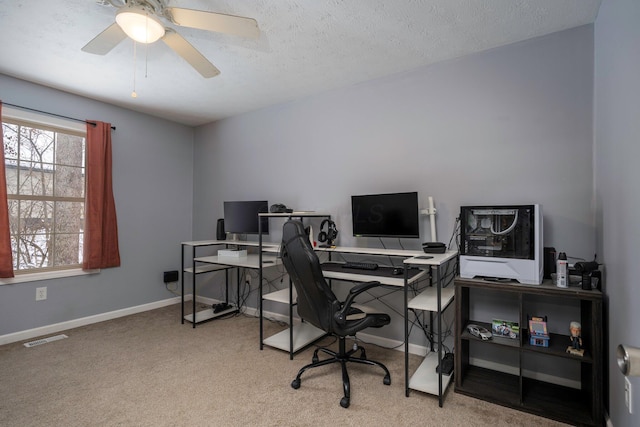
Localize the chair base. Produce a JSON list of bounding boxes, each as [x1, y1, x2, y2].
[[291, 336, 391, 408]]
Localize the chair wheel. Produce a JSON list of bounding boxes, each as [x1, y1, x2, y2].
[[340, 397, 350, 408], [312, 356, 319, 363], [383, 374, 391, 386], [291, 379, 300, 389]]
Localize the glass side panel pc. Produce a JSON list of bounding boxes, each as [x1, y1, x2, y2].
[[459, 204, 543, 285], [223, 200, 269, 236]]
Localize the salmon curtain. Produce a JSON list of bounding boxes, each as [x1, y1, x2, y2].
[[83, 121, 120, 270], [0, 102, 15, 278]]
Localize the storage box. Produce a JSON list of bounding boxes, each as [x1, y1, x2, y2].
[[218, 249, 247, 257]]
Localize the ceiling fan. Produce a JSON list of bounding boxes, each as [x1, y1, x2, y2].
[[82, 0, 260, 78]]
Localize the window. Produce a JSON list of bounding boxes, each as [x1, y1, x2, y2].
[[2, 115, 86, 274]]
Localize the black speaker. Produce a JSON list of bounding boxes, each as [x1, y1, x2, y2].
[[543, 247, 556, 279], [164, 270, 179, 283], [216, 218, 226, 240]]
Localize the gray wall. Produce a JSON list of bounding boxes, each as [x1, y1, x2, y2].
[[0, 74, 194, 336], [193, 25, 596, 342], [595, 0, 640, 425]]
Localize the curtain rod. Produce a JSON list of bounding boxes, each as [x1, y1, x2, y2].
[[2, 102, 116, 131]]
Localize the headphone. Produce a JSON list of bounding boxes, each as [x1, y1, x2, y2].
[[317, 219, 338, 245], [270, 203, 293, 213]]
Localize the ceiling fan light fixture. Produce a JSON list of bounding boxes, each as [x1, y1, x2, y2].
[[116, 7, 165, 44]]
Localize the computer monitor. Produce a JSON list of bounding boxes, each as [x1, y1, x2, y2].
[[351, 191, 420, 238], [223, 200, 269, 235]]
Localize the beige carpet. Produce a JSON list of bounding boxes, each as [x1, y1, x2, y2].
[[0, 304, 568, 427]]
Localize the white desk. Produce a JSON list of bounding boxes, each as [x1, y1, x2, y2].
[[404, 250, 459, 266], [267, 239, 458, 405], [187, 236, 458, 405], [319, 249, 459, 406]]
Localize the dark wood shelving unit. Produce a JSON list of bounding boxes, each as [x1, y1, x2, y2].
[[454, 277, 603, 426]]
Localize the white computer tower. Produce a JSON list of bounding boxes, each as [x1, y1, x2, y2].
[[459, 204, 543, 285]]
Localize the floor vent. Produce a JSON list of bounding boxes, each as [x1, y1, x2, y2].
[[23, 334, 68, 348]]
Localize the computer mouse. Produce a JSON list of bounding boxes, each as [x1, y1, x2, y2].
[[392, 268, 404, 275]]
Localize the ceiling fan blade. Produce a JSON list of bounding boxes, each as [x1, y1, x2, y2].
[[166, 7, 259, 39], [81, 23, 127, 55], [161, 30, 221, 78]]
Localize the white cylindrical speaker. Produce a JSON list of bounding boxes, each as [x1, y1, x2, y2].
[[617, 344, 640, 376], [428, 196, 437, 242]]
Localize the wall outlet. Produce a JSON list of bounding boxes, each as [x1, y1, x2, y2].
[[625, 377, 633, 414], [36, 287, 47, 301]]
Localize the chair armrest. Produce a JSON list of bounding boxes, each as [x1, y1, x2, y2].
[[335, 281, 382, 324], [349, 280, 383, 297]]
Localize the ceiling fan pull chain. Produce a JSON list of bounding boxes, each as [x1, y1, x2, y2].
[[131, 41, 138, 98], [145, 33, 149, 78], [144, 9, 149, 79]]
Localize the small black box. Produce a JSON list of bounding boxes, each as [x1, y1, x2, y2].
[[163, 270, 179, 283], [422, 242, 446, 254]]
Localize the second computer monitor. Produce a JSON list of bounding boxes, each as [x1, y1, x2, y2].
[[223, 200, 269, 235]]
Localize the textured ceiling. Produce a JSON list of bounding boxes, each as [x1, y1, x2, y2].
[[0, 0, 601, 126]]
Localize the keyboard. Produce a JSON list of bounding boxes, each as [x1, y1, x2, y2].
[[341, 262, 379, 271]]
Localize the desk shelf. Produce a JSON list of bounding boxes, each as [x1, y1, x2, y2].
[[195, 254, 280, 269], [181, 241, 280, 328], [258, 212, 332, 359], [315, 246, 424, 257], [406, 285, 455, 397], [408, 351, 453, 395], [403, 252, 458, 407], [181, 241, 238, 328], [183, 264, 230, 275], [408, 286, 455, 312], [263, 288, 296, 304], [183, 304, 238, 323], [262, 322, 326, 353]]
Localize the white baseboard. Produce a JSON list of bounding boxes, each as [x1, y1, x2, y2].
[[0, 296, 184, 346]]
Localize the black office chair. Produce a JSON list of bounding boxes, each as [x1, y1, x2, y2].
[[280, 219, 391, 408]]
